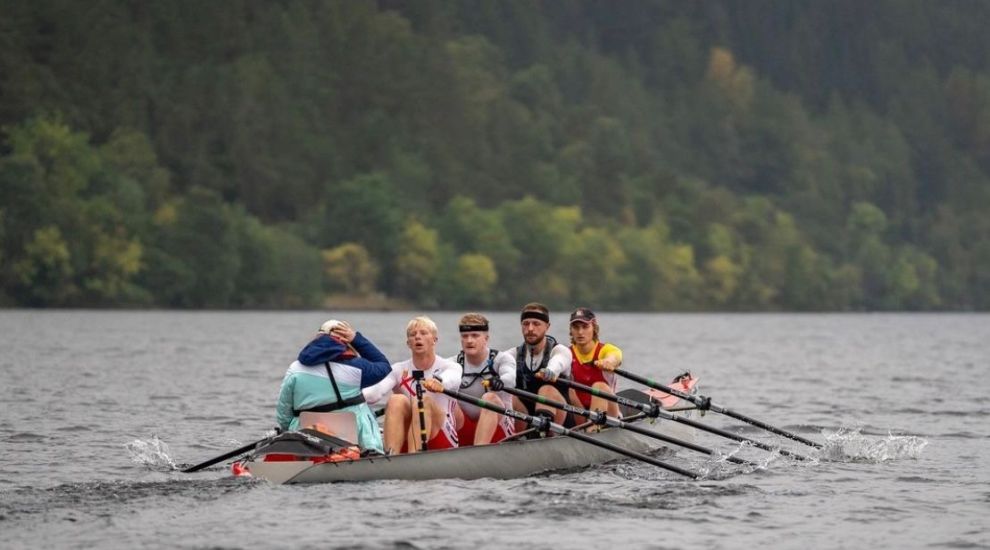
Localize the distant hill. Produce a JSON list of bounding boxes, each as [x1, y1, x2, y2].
[[2, 0, 988, 310]]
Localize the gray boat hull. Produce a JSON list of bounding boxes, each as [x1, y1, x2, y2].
[[241, 417, 693, 484]]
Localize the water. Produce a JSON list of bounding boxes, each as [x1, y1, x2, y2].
[[1, 311, 987, 549]]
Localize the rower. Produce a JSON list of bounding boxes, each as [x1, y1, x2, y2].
[[566, 307, 623, 423], [449, 313, 517, 446], [362, 316, 463, 454], [512, 302, 573, 431]]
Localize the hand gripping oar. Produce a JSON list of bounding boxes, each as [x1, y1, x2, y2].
[[502, 386, 755, 466], [550, 376, 810, 460], [613, 368, 822, 449], [440, 388, 700, 479], [182, 437, 268, 473]]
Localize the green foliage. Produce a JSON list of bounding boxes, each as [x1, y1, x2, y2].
[[14, 226, 75, 305], [2, 2, 989, 310], [141, 187, 240, 308], [393, 220, 442, 303], [317, 173, 403, 280], [0, 117, 149, 305], [233, 212, 323, 308], [322, 243, 380, 296], [448, 253, 498, 307]]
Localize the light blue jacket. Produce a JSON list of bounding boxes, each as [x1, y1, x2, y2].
[[275, 333, 390, 452]]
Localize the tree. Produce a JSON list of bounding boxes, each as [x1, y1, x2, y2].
[[317, 173, 403, 285], [0, 116, 148, 305], [322, 243, 380, 296], [393, 220, 442, 303], [12, 226, 75, 305], [448, 253, 498, 307], [141, 187, 240, 307]]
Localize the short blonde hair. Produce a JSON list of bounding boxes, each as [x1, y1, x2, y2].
[[406, 316, 439, 338]]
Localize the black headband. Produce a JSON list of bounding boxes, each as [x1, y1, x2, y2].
[[459, 323, 489, 333], [520, 310, 550, 323]]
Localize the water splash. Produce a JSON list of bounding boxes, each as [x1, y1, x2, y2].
[[820, 427, 928, 463], [124, 435, 177, 470]]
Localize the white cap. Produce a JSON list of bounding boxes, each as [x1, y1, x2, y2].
[[319, 319, 344, 334]]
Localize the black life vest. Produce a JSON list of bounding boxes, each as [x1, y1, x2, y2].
[[515, 335, 558, 392]]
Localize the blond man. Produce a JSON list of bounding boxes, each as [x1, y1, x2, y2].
[[363, 316, 462, 453]]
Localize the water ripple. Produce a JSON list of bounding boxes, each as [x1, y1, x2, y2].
[[3, 432, 46, 442], [0, 478, 256, 521]]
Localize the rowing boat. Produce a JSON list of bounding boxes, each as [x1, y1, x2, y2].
[[235, 389, 696, 484]]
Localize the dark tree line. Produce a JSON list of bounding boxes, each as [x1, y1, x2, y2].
[[1, 0, 988, 310]]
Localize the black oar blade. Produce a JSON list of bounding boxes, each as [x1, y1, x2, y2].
[[615, 388, 655, 417]]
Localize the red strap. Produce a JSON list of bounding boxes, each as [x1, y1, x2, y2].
[[399, 376, 415, 395]]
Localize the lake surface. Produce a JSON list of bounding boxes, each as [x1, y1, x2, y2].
[[1, 311, 987, 549]]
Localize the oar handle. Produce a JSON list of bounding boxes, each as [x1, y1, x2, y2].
[[614, 369, 823, 449], [441, 388, 699, 479]]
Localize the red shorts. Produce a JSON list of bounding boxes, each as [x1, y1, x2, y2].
[[457, 413, 514, 446], [400, 427, 457, 453]]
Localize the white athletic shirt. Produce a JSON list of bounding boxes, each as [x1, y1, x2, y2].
[[448, 348, 516, 420], [362, 354, 462, 411], [520, 341, 572, 378]]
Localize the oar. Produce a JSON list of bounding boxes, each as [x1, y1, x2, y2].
[[503, 386, 755, 466], [440, 388, 700, 479], [551, 376, 811, 460], [613, 368, 823, 449], [182, 437, 268, 473], [411, 371, 429, 451]]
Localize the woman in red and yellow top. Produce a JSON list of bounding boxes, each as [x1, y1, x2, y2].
[[566, 307, 622, 420]]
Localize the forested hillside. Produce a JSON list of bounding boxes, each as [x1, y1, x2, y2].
[[2, 0, 989, 310]]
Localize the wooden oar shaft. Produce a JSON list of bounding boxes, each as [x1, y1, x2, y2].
[[614, 369, 823, 449], [553, 377, 810, 461], [413, 377, 429, 451], [505, 387, 754, 466], [441, 388, 699, 479]]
